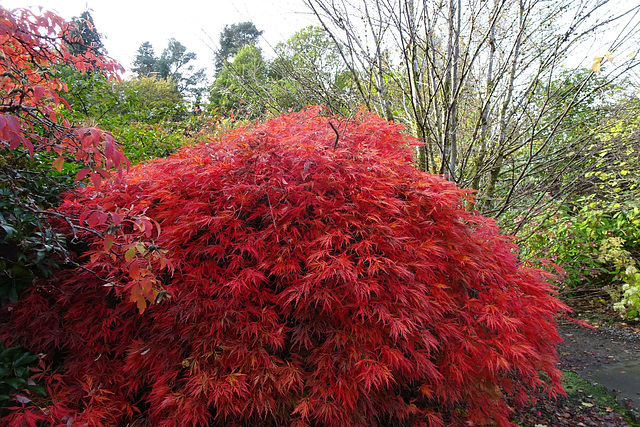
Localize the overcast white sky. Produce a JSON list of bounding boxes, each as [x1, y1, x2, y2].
[[3, 0, 637, 83], [2, 0, 317, 79]]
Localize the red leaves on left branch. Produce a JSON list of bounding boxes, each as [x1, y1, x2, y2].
[[0, 7, 159, 307], [0, 5, 128, 178]]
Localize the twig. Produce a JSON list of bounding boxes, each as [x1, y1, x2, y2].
[[329, 121, 340, 149], [266, 191, 279, 242]]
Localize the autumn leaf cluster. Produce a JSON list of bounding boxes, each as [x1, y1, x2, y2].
[[0, 6, 126, 177], [2, 107, 565, 426]]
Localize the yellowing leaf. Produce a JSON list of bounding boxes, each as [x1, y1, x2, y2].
[[419, 383, 433, 398], [592, 55, 604, 72], [104, 234, 114, 251], [52, 156, 64, 172], [605, 51, 614, 62], [136, 297, 147, 313], [592, 61, 601, 73], [125, 246, 136, 262]]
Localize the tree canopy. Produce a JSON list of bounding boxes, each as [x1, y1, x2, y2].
[[132, 39, 206, 98], [66, 10, 105, 56], [215, 21, 263, 75]]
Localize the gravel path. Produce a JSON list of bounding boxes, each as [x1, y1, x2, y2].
[[558, 320, 640, 414], [511, 319, 640, 426]]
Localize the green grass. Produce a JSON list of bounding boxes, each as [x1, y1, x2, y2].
[[563, 370, 640, 426]]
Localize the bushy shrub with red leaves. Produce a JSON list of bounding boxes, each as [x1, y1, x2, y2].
[[1, 107, 566, 426]]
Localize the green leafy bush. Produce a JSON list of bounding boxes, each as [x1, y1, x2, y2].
[[62, 69, 189, 126], [520, 198, 640, 319], [0, 150, 76, 304], [0, 342, 46, 415], [111, 76, 187, 123], [111, 122, 192, 164]]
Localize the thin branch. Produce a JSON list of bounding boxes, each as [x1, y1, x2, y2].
[[329, 120, 340, 149]]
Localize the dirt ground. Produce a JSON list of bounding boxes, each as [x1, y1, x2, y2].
[[513, 317, 640, 426]]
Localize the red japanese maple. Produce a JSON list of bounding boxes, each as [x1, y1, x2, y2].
[[2, 107, 566, 426]]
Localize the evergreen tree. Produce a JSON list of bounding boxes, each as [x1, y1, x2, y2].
[[66, 10, 104, 56], [131, 39, 206, 98], [215, 22, 263, 75], [131, 41, 157, 77], [210, 44, 267, 117]]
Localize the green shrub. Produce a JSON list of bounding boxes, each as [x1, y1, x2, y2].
[[111, 122, 192, 164], [520, 198, 640, 319], [0, 342, 46, 415], [0, 150, 76, 304]]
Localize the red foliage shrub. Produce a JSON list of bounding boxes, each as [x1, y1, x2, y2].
[[1, 107, 566, 426]]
